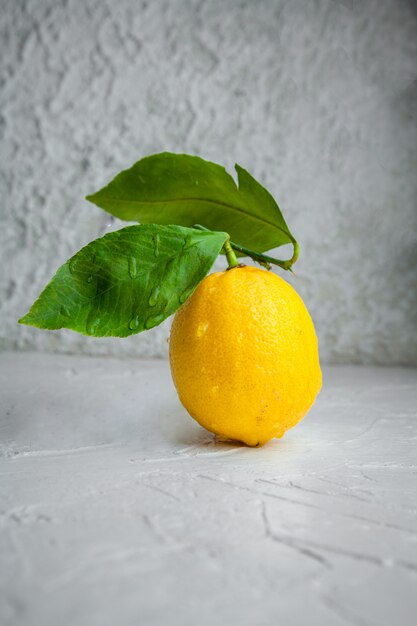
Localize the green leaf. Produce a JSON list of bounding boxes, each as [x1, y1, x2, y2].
[[86, 153, 295, 254], [19, 225, 228, 337]]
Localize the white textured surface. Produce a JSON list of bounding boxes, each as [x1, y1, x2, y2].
[[1, 0, 417, 364], [1, 352, 417, 626]]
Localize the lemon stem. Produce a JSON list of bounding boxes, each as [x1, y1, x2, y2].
[[192, 223, 298, 271], [223, 239, 239, 269], [193, 224, 239, 270]]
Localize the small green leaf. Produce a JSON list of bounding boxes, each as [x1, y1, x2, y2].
[[86, 153, 295, 254], [19, 225, 228, 337]]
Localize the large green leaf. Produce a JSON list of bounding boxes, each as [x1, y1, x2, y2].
[[86, 153, 295, 253], [19, 225, 228, 337]]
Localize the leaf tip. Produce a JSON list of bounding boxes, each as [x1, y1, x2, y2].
[[18, 308, 44, 328], [18, 314, 31, 326], [234, 162, 246, 176]]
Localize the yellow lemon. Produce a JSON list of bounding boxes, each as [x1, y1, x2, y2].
[[169, 265, 321, 446]]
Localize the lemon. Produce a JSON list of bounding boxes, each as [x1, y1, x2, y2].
[[169, 265, 321, 446]]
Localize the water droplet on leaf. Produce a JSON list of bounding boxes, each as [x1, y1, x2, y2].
[[179, 287, 194, 304], [182, 235, 194, 251], [128, 257, 138, 279], [148, 287, 160, 307], [86, 317, 101, 335], [144, 313, 165, 329], [128, 316, 140, 330], [164, 258, 175, 276], [153, 233, 160, 257]]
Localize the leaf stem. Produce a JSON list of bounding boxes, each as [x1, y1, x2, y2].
[[229, 239, 299, 271]]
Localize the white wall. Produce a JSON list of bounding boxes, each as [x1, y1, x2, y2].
[[1, 0, 416, 364]]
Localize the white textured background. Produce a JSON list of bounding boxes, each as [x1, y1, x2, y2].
[[1, 0, 416, 364]]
